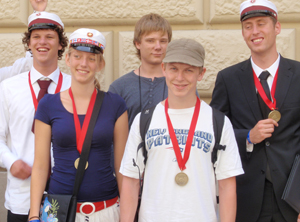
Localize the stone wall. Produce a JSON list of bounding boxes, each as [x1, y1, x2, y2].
[[0, 0, 299, 219]]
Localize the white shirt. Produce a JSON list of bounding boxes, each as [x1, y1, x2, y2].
[[120, 102, 243, 222], [0, 52, 33, 83], [247, 54, 280, 152], [0, 66, 71, 214]]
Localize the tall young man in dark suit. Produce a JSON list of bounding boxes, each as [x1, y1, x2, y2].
[[210, 0, 300, 221]]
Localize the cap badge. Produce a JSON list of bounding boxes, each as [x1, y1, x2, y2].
[[250, 0, 256, 3], [87, 32, 93, 37], [36, 12, 41, 16]]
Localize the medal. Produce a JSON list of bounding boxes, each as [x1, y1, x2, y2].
[[74, 157, 88, 169], [268, 109, 281, 122], [165, 97, 201, 186], [175, 172, 189, 186], [253, 68, 281, 121]]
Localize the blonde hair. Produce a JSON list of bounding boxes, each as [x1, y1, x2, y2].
[[67, 47, 105, 90]]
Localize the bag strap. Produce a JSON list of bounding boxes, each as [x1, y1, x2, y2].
[[211, 107, 226, 165], [72, 90, 105, 196], [138, 105, 156, 165]]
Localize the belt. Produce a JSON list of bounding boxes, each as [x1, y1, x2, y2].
[[77, 196, 118, 216]]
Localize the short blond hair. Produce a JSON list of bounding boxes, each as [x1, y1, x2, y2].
[[133, 13, 172, 60]]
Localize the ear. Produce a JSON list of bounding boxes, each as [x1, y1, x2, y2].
[[135, 41, 141, 50], [275, 21, 281, 36], [65, 53, 70, 67], [197, 67, 206, 81], [58, 43, 62, 51]]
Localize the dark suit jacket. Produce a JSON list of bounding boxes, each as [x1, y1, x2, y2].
[[210, 56, 300, 222]]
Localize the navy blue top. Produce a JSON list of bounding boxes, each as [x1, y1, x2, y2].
[[35, 91, 127, 202]]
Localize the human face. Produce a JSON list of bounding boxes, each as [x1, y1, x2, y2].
[[135, 31, 169, 65], [242, 16, 281, 57], [65, 49, 102, 85], [163, 62, 205, 99], [28, 29, 62, 68]]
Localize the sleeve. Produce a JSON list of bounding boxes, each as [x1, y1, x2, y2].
[[210, 71, 250, 159], [0, 82, 18, 169], [35, 95, 51, 125], [110, 92, 127, 121], [119, 113, 145, 179], [108, 79, 121, 95], [0, 52, 33, 83], [214, 116, 244, 180]]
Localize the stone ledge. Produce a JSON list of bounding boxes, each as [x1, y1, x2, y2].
[[0, 1, 28, 27], [47, 0, 203, 25], [210, 0, 300, 23]]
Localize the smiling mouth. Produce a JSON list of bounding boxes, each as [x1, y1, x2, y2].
[[77, 70, 89, 74], [252, 38, 263, 43], [37, 48, 49, 52]]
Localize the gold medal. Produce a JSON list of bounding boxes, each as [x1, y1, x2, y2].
[[74, 157, 88, 170], [268, 110, 281, 122], [175, 172, 189, 186]]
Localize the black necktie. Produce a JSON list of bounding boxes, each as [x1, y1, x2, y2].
[[258, 71, 273, 182], [32, 80, 51, 133], [258, 71, 271, 119]]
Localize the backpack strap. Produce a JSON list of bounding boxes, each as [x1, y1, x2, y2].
[[211, 107, 226, 165], [138, 105, 156, 165]]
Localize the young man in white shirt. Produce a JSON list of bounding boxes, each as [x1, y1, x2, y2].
[[0, 11, 71, 222], [119, 38, 243, 222]]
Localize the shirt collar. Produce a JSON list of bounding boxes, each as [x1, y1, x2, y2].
[[251, 53, 280, 78], [29, 66, 61, 84]]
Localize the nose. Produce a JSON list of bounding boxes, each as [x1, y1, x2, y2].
[[176, 71, 184, 81], [39, 36, 47, 44], [154, 40, 162, 49], [252, 24, 260, 35], [80, 57, 88, 67]]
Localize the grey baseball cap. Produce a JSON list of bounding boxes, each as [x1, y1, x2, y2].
[[163, 38, 205, 67]]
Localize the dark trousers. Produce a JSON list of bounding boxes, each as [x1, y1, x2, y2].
[[257, 180, 286, 222], [7, 210, 28, 222]]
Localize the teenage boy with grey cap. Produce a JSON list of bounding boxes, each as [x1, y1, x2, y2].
[[119, 38, 243, 222], [0, 11, 70, 222], [210, 0, 300, 221]]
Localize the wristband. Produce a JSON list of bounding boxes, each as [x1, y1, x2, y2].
[[29, 220, 40, 222], [247, 131, 253, 144]]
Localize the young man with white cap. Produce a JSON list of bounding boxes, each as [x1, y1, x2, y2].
[[119, 38, 243, 222], [0, 11, 71, 222], [211, 0, 300, 221]]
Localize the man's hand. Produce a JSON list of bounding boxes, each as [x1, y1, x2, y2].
[[30, 0, 48, 12], [10, 160, 32, 179], [297, 213, 300, 222], [249, 119, 278, 144]]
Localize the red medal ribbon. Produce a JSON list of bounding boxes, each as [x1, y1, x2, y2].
[[252, 68, 279, 110], [28, 71, 63, 111], [164, 97, 200, 171], [69, 88, 97, 154]]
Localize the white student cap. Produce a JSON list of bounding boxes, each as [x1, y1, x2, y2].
[[69, 28, 106, 54], [28, 11, 64, 31], [240, 0, 278, 21]]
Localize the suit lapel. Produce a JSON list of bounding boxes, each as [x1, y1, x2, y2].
[[275, 56, 293, 110], [238, 59, 263, 122]]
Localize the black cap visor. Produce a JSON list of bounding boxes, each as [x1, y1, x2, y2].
[[71, 44, 102, 54], [241, 10, 276, 21], [28, 23, 59, 31]]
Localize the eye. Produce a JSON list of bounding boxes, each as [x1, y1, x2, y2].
[[89, 57, 96, 61], [73, 54, 80, 59]]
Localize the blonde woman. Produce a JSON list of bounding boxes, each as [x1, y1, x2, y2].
[[29, 28, 128, 222]]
